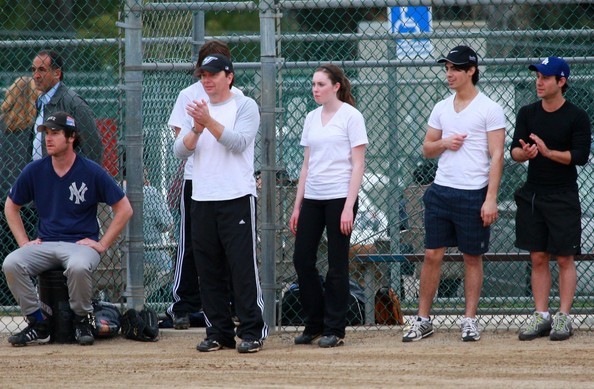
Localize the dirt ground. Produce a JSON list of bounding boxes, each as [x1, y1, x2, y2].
[[0, 327, 593, 388]]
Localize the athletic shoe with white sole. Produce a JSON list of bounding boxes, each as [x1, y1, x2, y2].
[[402, 316, 434, 342], [197, 338, 224, 352], [8, 316, 51, 347], [460, 317, 480, 342], [294, 332, 322, 345], [550, 312, 573, 341], [318, 335, 344, 348], [237, 339, 263, 353]]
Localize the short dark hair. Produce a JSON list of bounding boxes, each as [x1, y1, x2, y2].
[[36, 50, 64, 81], [450, 62, 479, 85], [66, 127, 81, 149], [555, 76, 569, 94], [195, 40, 232, 76]]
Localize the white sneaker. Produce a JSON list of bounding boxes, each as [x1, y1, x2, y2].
[[460, 317, 480, 342], [402, 316, 434, 342]]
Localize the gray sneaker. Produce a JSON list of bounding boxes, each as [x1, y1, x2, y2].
[[402, 316, 433, 342], [519, 312, 552, 341], [550, 312, 573, 341]]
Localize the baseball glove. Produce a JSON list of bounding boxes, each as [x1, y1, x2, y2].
[[389, 287, 405, 325], [375, 286, 405, 325], [121, 307, 159, 342]]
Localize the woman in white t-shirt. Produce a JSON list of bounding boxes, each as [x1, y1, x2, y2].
[[289, 64, 368, 348]]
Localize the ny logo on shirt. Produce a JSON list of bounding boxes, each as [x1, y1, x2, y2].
[[69, 182, 88, 204]]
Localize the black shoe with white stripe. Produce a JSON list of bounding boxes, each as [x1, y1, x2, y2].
[[8, 316, 51, 347], [197, 338, 224, 352], [237, 339, 263, 353]]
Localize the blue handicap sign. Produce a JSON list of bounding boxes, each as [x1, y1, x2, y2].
[[389, 6, 433, 59]]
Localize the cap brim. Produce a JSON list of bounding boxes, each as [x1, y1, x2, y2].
[[528, 64, 557, 76], [437, 57, 473, 65], [199, 66, 224, 73], [37, 124, 63, 132]]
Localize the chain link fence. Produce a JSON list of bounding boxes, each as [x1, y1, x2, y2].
[[0, 0, 593, 333]]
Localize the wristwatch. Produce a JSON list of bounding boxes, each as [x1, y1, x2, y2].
[[191, 126, 203, 135]]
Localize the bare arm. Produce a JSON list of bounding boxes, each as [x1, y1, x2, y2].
[[482, 128, 505, 226], [289, 147, 310, 235], [529, 133, 572, 165], [422, 126, 467, 158], [100, 196, 133, 249], [341, 144, 366, 235], [78, 196, 133, 253], [5, 197, 30, 247]]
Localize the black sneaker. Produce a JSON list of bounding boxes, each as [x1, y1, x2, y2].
[[197, 338, 223, 352], [294, 332, 322, 345], [73, 314, 95, 346], [237, 339, 263, 353], [8, 316, 51, 347], [172, 313, 190, 330], [318, 335, 344, 348]]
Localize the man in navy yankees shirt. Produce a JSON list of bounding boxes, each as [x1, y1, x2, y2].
[[3, 111, 132, 347]]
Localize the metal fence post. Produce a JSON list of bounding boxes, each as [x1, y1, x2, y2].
[[259, 0, 279, 331], [123, 0, 145, 311]]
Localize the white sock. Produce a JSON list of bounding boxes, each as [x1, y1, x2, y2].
[[537, 311, 550, 320], [418, 316, 430, 322]]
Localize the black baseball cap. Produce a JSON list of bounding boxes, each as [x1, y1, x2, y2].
[[38, 111, 76, 132], [437, 45, 479, 66], [199, 54, 234, 74]]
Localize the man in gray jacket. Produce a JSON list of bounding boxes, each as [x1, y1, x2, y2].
[[31, 50, 103, 164]]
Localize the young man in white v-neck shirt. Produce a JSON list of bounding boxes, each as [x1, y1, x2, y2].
[[402, 46, 506, 343]]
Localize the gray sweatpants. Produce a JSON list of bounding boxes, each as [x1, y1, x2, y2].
[[2, 242, 101, 317]]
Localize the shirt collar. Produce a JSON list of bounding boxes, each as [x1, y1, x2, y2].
[[39, 81, 61, 105]]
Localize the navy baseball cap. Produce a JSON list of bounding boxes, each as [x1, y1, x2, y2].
[[38, 111, 76, 132], [437, 45, 478, 66], [529, 56, 570, 79], [199, 54, 234, 74]]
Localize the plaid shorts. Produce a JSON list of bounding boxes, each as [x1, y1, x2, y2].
[[423, 183, 490, 255]]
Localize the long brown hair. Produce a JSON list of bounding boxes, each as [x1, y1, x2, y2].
[[316, 64, 356, 107], [1, 76, 40, 131]]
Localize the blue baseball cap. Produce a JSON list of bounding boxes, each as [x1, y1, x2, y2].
[[529, 57, 570, 79]]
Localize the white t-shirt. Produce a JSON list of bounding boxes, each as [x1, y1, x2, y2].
[[300, 103, 368, 200], [428, 92, 506, 190], [173, 94, 260, 201], [167, 82, 243, 179]]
